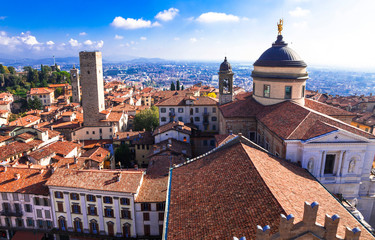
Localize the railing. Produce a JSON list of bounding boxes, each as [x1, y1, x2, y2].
[[0, 210, 23, 217]]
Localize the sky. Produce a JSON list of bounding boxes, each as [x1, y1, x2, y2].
[[0, 0, 375, 69]]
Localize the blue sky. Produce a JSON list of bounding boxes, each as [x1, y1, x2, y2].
[[1, 0, 374, 69]]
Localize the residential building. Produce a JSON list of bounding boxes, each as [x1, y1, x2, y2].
[[153, 121, 191, 144], [27, 88, 54, 106], [46, 169, 144, 238]]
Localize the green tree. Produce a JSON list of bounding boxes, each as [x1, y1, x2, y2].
[[134, 106, 159, 131], [8, 66, 16, 74], [181, 85, 184, 90], [54, 87, 63, 98], [27, 97, 43, 110], [0, 64, 5, 74], [170, 81, 175, 91], [115, 143, 132, 168], [176, 80, 180, 91]]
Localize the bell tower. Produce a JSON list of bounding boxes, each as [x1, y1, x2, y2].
[[218, 57, 234, 105]]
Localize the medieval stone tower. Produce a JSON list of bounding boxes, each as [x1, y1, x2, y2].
[[79, 51, 106, 126], [218, 57, 234, 105], [70, 65, 81, 103]]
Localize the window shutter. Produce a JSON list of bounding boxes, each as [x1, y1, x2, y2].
[[54, 192, 58, 198], [110, 197, 113, 204], [87, 207, 91, 215], [70, 193, 73, 200], [126, 198, 130, 205], [86, 195, 90, 201], [77, 205, 81, 214], [94, 207, 97, 216], [58, 219, 61, 230], [121, 210, 124, 218], [141, 204, 144, 211], [93, 195, 96, 201], [90, 222, 93, 234], [127, 210, 131, 219], [79, 222, 83, 231]]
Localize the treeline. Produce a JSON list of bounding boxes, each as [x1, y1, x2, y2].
[[0, 64, 70, 97], [170, 80, 184, 91]]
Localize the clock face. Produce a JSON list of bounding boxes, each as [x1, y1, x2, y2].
[[222, 78, 230, 94]]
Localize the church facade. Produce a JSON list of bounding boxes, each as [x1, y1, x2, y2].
[[218, 33, 375, 226]]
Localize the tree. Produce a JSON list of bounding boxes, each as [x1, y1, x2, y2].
[[8, 66, 16, 74], [170, 81, 175, 91], [134, 106, 159, 131], [54, 87, 63, 98], [115, 143, 132, 168], [176, 80, 180, 91], [27, 97, 43, 110], [181, 85, 184, 90]]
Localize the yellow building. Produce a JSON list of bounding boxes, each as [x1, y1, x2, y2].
[[351, 112, 375, 134], [46, 168, 144, 238]]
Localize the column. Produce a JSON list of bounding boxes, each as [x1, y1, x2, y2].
[[80, 193, 89, 233], [63, 192, 73, 231], [336, 151, 343, 178], [96, 195, 106, 235], [113, 197, 122, 237], [320, 151, 326, 177]]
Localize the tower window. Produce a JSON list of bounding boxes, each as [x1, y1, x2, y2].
[[285, 86, 292, 99], [263, 85, 270, 98], [302, 85, 305, 97], [87, 71, 90, 74]]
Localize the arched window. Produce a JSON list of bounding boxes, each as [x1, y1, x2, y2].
[[123, 223, 131, 238], [58, 216, 66, 231], [90, 219, 99, 234], [74, 218, 82, 232]]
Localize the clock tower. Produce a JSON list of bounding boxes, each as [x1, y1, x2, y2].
[[218, 57, 234, 105]]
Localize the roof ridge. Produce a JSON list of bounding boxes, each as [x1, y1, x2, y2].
[[286, 111, 311, 139]]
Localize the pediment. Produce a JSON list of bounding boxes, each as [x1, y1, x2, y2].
[[305, 129, 369, 144]]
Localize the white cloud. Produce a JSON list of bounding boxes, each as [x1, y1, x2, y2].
[[174, 37, 180, 41], [0, 31, 19, 46], [84, 40, 93, 45], [140, 36, 147, 40], [46, 41, 55, 45], [111, 16, 159, 29], [0, 16, 6, 20], [155, 8, 179, 21], [114, 34, 124, 40], [69, 38, 79, 47], [79, 32, 87, 36], [289, 7, 310, 17], [196, 12, 240, 23], [19, 32, 39, 46], [96, 40, 104, 48], [190, 38, 197, 43]]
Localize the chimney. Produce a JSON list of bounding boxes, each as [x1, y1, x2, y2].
[[66, 163, 69, 169], [14, 173, 20, 180]]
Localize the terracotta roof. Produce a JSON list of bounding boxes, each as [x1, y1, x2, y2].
[[147, 155, 186, 177], [0, 167, 51, 195], [111, 104, 136, 112], [219, 94, 264, 118], [17, 132, 35, 140], [166, 139, 373, 239], [0, 141, 33, 161], [149, 138, 191, 158], [156, 96, 217, 106], [46, 168, 144, 193], [115, 131, 145, 141], [28, 148, 55, 161], [82, 139, 113, 149], [214, 133, 237, 146], [132, 131, 154, 145], [305, 98, 356, 116], [104, 111, 124, 122], [51, 157, 85, 170], [9, 115, 40, 127], [44, 141, 81, 157], [81, 147, 110, 163], [135, 175, 168, 203], [29, 88, 53, 95], [153, 121, 191, 136], [353, 112, 375, 127], [0, 100, 11, 105]]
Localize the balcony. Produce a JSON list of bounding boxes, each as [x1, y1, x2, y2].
[[0, 210, 23, 217]]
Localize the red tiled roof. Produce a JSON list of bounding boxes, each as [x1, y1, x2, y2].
[[135, 175, 168, 203], [44, 141, 81, 157], [305, 98, 355, 116], [156, 96, 217, 106], [148, 138, 191, 158], [214, 133, 237, 146], [153, 121, 191, 136], [28, 148, 55, 161], [46, 169, 144, 193], [29, 88, 53, 95], [166, 140, 373, 239], [0, 141, 33, 161], [9, 115, 40, 127], [0, 167, 51, 195], [81, 147, 110, 163]]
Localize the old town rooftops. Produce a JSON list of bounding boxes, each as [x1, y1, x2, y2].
[[46, 168, 144, 193], [28, 88, 54, 95], [153, 121, 191, 136], [0, 167, 51, 195], [165, 135, 374, 239], [156, 95, 218, 106]]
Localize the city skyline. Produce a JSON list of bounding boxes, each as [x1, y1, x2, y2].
[[0, 0, 374, 70]]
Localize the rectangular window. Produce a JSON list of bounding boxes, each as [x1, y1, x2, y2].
[[105, 208, 113, 217], [156, 202, 165, 211], [25, 204, 32, 212], [212, 107, 216, 113], [99, 128, 102, 133], [26, 218, 34, 227], [46, 221, 52, 229], [92, 131, 95, 134], [2, 203, 10, 212], [12, 193, 19, 201], [15, 203, 21, 213], [195, 108, 199, 113], [161, 108, 166, 113], [34, 197, 40, 206], [141, 203, 151, 211], [324, 154, 336, 174], [88, 205, 97, 215], [121, 209, 131, 219], [37, 220, 43, 228], [253, 82, 255, 92], [203, 140, 208, 146], [144, 212, 150, 221], [263, 85, 270, 98], [302, 85, 305, 97], [1, 193, 8, 200], [211, 116, 217, 121], [249, 132, 256, 141], [144, 225, 150, 236], [159, 212, 165, 221], [86, 131, 89, 135], [72, 204, 81, 214], [57, 202, 64, 212], [210, 140, 215, 146], [5, 218, 11, 227], [36, 209, 42, 218], [285, 86, 292, 99], [103, 196, 113, 204], [24, 194, 30, 202], [120, 198, 130, 205], [178, 117, 183, 121], [16, 218, 23, 227], [70, 193, 79, 200], [87, 194, 96, 202], [178, 108, 184, 113], [45, 210, 51, 219], [55, 191, 63, 199], [194, 117, 200, 122], [43, 198, 50, 206]]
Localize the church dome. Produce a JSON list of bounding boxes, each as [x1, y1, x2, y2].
[[219, 57, 232, 72], [254, 35, 306, 67]]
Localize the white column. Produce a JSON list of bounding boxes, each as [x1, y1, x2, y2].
[[131, 197, 136, 238], [336, 151, 343, 178], [320, 151, 326, 177], [63, 192, 73, 231], [114, 197, 122, 237], [96, 195, 105, 235], [80, 193, 89, 233]]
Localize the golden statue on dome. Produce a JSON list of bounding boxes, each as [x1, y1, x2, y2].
[[277, 19, 283, 35]]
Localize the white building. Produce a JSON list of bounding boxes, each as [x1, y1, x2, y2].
[[27, 88, 55, 106], [153, 121, 191, 144]]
